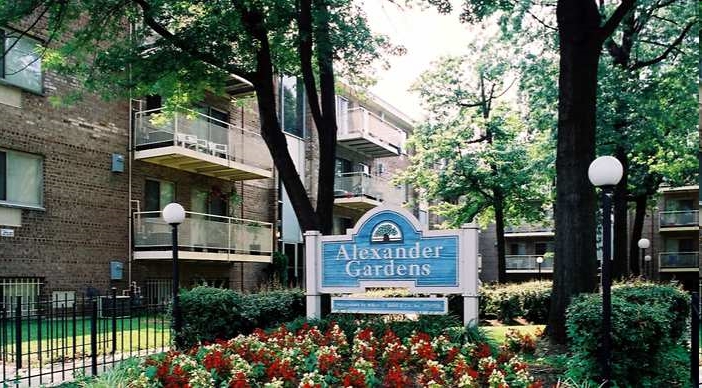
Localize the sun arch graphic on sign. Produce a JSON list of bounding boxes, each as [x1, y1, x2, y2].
[[304, 205, 480, 324]]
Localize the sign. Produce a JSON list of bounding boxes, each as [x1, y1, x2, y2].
[[331, 297, 448, 315], [0, 228, 14, 237], [305, 206, 479, 325], [319, 208, 462, 293]]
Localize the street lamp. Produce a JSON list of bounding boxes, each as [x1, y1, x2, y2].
[[588, 155, 623, 388], [638, 238, 650, 279], [644, 254, 652, 280], [536, 256, 544, 281], [163, 202, 185, 348]]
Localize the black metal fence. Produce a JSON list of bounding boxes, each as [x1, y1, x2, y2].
[[1, 289, 171, 386]]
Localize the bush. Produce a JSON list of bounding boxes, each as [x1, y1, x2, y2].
[[480, 281, 551, 323], [177, 287, 305, 348], [565, 281, 690, 387]]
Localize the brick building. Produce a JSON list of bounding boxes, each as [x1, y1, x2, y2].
[[0, 31, 415, 304]]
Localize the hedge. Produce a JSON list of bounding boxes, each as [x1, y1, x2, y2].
[[480, 281, 551, 323], [565, 281, 689, 387], [176, 287, 305, 348]]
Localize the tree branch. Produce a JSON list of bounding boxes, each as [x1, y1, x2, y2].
[[131, 0, 252, 80], [298, 0, 323, 128], [598, 0, 635, 43], [630, 21, 693, 70]]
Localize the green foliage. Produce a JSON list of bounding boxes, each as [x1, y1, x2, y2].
[[565, 282, 690, 387], [270, 252, 289, 286], [79, 357, 142, 388], [480, 281, 551, 324], [177, 287, 305, 348]]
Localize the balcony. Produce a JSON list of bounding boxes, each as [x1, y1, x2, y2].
[[334, 172, 406, 211], [337, 108, 405, 158], [133, 211, 273, 263], [659, 210, 699, 231], [505, 255, 554, 273], [134, 108, 273, 180], [658, 252, 699, 272]]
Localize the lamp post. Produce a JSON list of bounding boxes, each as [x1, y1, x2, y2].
[[588, 156, 623, 388], [536, 256, 544, 281], [644, 254, 652, 280], [638, 238, 650, 279], [163, 202, 185, 348]]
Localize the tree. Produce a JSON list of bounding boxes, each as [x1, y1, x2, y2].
[[1, 0, 392, 235], [596, 0, 697, 277], [399, 37, 550, 282], [424, 0, 644, 343]]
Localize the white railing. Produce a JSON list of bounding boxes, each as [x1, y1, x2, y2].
[[134, 107, 273, 171], [505, 255, 554, 271], [659, 210, 699, 227], [658, 252, 699, 269], [340, 107, 405, 152], [334, 172, 406, 206], [133, 211, 273, 257]]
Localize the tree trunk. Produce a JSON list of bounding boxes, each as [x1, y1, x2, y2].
[[249, 27, 320, 233], [493, 188, 507, 283], [548, 1, 602, 344], [629, 195, 647, 276], [612, 146, 629, 278]]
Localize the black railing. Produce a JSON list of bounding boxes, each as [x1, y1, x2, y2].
[[0, 289, 170, 386]]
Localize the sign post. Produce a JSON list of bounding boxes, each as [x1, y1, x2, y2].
[[304, 206, 480, 325]]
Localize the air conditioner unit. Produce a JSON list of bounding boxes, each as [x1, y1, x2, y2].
[[98, 295, 131, 318]]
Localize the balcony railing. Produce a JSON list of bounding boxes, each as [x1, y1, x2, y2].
[[133, 211, 273, 261], [658, 252, 699, 270], [659, 210, 699, 228], [334, 172, 406, 207], [134, 107, 273, 178], [505, 255, 554, 272], [337, 107, 405, 157]]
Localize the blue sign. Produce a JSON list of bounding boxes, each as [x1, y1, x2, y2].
[[331, 297, 448, 315], [320, 209, 460, 291]]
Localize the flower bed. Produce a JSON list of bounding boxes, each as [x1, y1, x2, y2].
[[126, 323, 542, 387]]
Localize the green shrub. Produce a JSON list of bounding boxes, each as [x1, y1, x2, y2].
[[480, 281, 551, 323], [565, 281, 689, 387], [177, 286, 305, 348]]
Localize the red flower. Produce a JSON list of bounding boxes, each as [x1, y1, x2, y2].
[[229, 372, 250, 388], [203, 350, 231, 375], [473, 343, 492, 358], [383, 364, 411, 387], [266, 359, 296, 382], [342, 367, 367, 387], [528, 381, 544, 388]]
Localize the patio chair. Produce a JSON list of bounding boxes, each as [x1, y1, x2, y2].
[[209, 142, 228, 158], [176, 133, 198, 149]]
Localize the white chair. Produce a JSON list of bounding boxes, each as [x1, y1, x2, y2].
[[209, 142, 228, 158], [176, 133, 198, 149]]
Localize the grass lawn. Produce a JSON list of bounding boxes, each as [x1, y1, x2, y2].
[[1, 316, 170, 365], [483, 324, 545, 345]]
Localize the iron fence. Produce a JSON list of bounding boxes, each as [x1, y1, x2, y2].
[[1, 289, 171, 386]]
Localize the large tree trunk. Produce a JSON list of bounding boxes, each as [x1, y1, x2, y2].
[[612, 145, 629, 278], [493, 188, 507, 283], [629, 195, 647, 276], [548, 1, 602, 344]]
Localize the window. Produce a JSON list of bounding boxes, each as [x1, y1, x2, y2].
[[534, 242, 553, 256], [144, 179, 175, 212], [1, 277, 42, 316], [336, 96, 349, 134], [0, 149, 43, 209], [1, 30, 42, 93], [279, 76, 305, 137]]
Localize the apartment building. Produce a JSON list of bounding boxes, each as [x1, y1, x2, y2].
[[0, 29, 414, 304], [479, 186, 700, 290]]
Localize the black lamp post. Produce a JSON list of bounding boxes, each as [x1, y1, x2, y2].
[[163, 202, 185, 348], [638, 238, 650, 279], [588, 156, 623, 388], [644, 254, 652, 279]]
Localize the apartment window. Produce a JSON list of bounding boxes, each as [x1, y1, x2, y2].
[[144, 179, 175, 212], [0, 149, 43, 209], [509, 242, 527, 255], [279, 76, 305, 137], [336, 96, 349, 134], [534, 242, 553, 256], [1, 277, 42, 316], [1, 30, 42, 93]]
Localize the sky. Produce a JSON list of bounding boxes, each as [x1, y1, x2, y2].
[[361, 1, 475, 122]]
